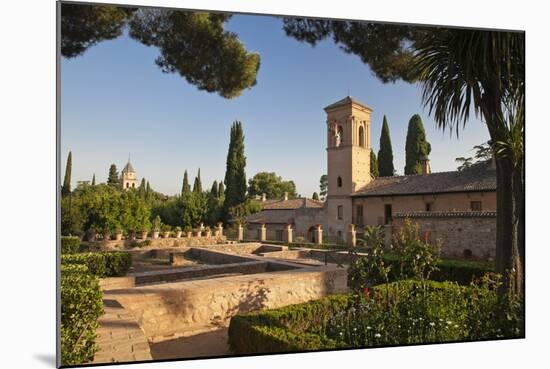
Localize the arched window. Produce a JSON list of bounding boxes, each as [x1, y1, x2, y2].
[[337, 176, 343, 187], [335, 125, 344, 147], [358, 126, 365, 147]]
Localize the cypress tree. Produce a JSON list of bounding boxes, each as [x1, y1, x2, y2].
[[377, 116, 395, 176], [370, 151, 379, 177], [193, 168, 202, 193], [107, 164, 119, 185], [218, 181, 225, 198], [138, 178, 146, 198], [61, 151, 72, 196], [404, 114, 432, 175], [181, 170, 190, 196], [210, 180, 219, 197], [145, 181, 151, 199], [91, 173, 96, 186], [312, 192, 319, 200], [223, 121, 247, 213]]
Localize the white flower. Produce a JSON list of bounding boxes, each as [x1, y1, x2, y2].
[[446, 321, 452, 325], [367, 326, 372, 330], [374, 333, 381, 338], [429, 322, 435, 327]]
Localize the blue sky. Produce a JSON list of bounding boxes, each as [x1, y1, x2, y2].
[[61, 12, 490, 197]]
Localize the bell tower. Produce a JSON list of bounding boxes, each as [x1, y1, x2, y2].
[[325, 96, 373, 239]]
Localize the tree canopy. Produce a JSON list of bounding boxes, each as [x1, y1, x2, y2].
[[378, 116, 395, 176], [61, 3, 260, 99], [319, 174, 328, 201], [370, 150, 379, 178], [247, 172, 297, 200], [404, 114, 431, 175], [223, 121, 247, 218], [62, 151, 72, 196], [107, 164, 119, 185]]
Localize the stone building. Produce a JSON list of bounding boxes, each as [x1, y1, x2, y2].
[[246, 96, 497, 259], [120, 159, 138, 190]]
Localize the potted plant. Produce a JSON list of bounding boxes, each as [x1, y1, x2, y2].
[[102, 225, 111, 241], [204, 226, 212, 237], [185, 226, 193, 238], [175, 226, 182, 238], [162, 224, 171, 238], [127, 229, 136, 241], [114, 227, 123, 241], [152, 215, 161, 239]]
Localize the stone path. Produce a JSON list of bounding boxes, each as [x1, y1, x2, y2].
[[92, 299, 152, 364], [149, 327, 230, 360]]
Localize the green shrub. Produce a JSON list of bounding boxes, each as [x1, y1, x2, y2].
[[60, 264, 104, 365], [61, 236, 81, 254], [61, 252, 132, 277], [229, 294, 354, 354]]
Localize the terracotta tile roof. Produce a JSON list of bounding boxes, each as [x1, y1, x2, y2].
[[324, 96, 373, 111], [261, 198, 324, 210], [394, 210, 497, 218], [352, 164, 496, 197]]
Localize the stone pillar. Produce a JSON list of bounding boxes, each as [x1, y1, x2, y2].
[[383, 224, 392, 247], [237, 224, 244, 241], [217, 223, 224, 237], [205, 229, 212, 238], [283, 224, 293, 244], [195, 228, 202, 238], [314, 224, 323, 245], [259, 224, 267, 242], [348, 224, 357, 247]]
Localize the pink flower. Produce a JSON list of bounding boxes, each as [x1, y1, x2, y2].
[[363, 287, 369, 297]]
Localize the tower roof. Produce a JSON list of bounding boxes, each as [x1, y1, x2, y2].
[[324, 96, 373, 112], [122, 160, 135, 173]]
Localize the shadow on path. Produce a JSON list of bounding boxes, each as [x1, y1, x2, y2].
[[149, 328, 230, 360]]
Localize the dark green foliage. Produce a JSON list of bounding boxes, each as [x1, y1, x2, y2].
[[91, 173, 96, 186], [210, 180, 219, 197], [319, 174, 328, 201], [228, 294, 353, 354], [107, 164, 118, 185], [61, 251, 132, 277], [62, 151, 72, 196], [456, 142, 492, 171], [377, 116, 395, 176], [404, 114, 431, 175], [312, 192, 319, 200], [61, 236, 81, 254], [228, 199, 262, 225], [62, 4, 260, 99], [247, 172, 297, 199], [224, 121, 247, 217], [370, 150, 379, 177], [283, 19, 421, 83], [61, 4, 131, 58], [138, 178, 146, 198], [60, 264, 103, 365], [218, 181, 225, 198], [193, 168, 202, 193]]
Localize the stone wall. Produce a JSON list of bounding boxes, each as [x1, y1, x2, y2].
[[92, 235, 227, 251], [106, 265, 348, 339], [392, 211, 497, 260]]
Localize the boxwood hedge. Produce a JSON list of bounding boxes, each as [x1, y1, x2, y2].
[[61, 236, 81, 254], [60, 264, 104, 366], [61, 251, 132, 277]]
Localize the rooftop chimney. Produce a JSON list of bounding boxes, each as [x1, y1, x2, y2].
[[421, 157, 431, 175], [284, 192, 288, 201], [261, 193, 266, 202]]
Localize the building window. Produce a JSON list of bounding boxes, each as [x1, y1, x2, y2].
[[470, 201, 482, 211], [425, 202, 432, 212], [384, 204, 392, 224], [126, 182, 129, 188], [337, 176, 342, 188], [337, 205, 343, 220], [356, 205, 364, 226], [359, 126, 365, 147], [335, 125, 344, 147], [132, 183, 135, 188]]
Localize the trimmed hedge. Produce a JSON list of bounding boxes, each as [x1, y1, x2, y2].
[[60, 264, 104, 365], [229, 294, 354, 354], [61, 236, 81, 254], [61, 251, 132, 277]]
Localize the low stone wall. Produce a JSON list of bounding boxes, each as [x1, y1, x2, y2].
[[99, 276, 136, 291], [92, 235, 227, 251], [133, 261, 272, 285], [392, 211, 497, 260], [107, 265, 348, 339]]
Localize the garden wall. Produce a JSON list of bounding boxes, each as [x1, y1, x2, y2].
[[392, 211, 497, 260], [91, 235, 227, 250]]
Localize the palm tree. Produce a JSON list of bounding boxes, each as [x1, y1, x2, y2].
[[413, 30, 524, 295]]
